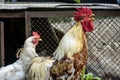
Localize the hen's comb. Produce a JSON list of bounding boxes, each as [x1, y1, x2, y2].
[[74, 7, 93, 21], [32, 31, 40, 38]]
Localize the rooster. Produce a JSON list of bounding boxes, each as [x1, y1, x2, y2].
[[27, 7, 94, 80], [0, 31, 42, 80]]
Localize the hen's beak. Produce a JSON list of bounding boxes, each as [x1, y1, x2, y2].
[[38, 39, 42, 41]]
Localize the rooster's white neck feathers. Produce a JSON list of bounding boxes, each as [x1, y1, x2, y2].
[[53, 22, 84, 60]]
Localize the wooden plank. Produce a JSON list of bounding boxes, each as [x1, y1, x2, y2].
[[25, 11, 31, 38], [93, 10, 120, 16], [0, 22, 4, 66], [0, 11, 24, 18], [24, 11, 74, 17], [24, 10, 120, 18]]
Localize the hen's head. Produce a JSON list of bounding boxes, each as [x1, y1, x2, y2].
[[25, 32, 42, 47], [74, 7, 95, 32], [32, 31, 42, 45]]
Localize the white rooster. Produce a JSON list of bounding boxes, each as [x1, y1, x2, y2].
[[0, 31, 42, 80]]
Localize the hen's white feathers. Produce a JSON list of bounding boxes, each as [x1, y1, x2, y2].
[[0, 60, 25, 80], [0, 36, 39, 80]]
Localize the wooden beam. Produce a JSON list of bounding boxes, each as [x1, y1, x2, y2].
[[0, 11, 24, 18], [0, 22, 4, 66], [23, 10, 120, 18], [25, 11, 74, 17], [93, 10, 120, 16], [25, 11, 31, 38]]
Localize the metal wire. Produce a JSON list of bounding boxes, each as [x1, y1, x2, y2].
[[31, 16, 120, 79]]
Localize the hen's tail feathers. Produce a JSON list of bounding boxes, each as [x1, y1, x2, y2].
[[26, 57, 55, 80], [16, 48, 23, 58]]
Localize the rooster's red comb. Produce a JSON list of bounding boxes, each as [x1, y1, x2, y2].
[[74, 7, 93, 21], [32, 31, 40, 38]]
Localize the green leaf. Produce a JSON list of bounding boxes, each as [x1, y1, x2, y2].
[[81, 65, 86, 80], [74, 0, 80, 3], [85, 73, 101, 80], [86, 73, 94, 80], [94, 77, 101, 80]]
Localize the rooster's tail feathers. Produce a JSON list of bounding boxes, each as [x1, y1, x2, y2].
[[26, 57, 54, 80]]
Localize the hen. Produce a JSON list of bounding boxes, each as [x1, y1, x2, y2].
[[0, 32, 42, 80], [27, 7, 94, 80]]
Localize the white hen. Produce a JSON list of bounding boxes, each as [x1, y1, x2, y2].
[[0, 32, 41, 80]]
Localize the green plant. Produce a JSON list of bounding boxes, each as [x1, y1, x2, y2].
[[86, 73, 101, 80], [81, 65, 86, 80], [74, 0, 80, 3], [80, 66, 101, 80]]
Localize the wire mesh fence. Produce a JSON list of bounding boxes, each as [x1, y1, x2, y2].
[[87, 16, 120, 79], [31, 16, 120, 79]]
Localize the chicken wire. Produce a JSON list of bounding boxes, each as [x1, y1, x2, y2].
[[31, 16, 120, 79]]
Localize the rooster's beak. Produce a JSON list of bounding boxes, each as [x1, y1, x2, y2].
[[91, 14, 95, 21], [92, 14, 95, 16], [91, 18, 95, 21]]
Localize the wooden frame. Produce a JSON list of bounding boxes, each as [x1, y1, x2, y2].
[[24, 10, 74, 38], [0, 4, 119, 65], [0, 21, 4, 66], [24, 8, 120, 37]]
